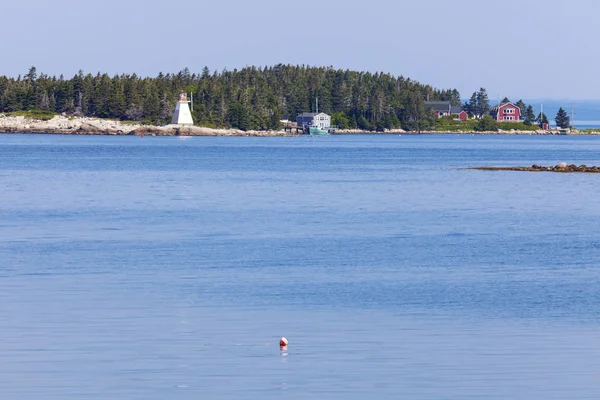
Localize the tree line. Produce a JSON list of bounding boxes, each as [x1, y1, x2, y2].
[[0, 65, 463, 131], [464, 88, 571, 128]]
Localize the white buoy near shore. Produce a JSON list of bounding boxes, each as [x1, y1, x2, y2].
[[280, 337, 288, 348]]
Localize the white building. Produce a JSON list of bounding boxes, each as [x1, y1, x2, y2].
[[171, 91, 194, 125], [296, 112, 331, 130]]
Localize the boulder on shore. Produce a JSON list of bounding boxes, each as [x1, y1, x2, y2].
[[78, 123, 104, 134], [129, 126, 175, 136]]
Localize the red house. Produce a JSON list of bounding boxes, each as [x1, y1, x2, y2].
[[490, 102, 521, 122]]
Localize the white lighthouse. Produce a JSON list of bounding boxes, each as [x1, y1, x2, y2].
[[171, 90, 194, 125]]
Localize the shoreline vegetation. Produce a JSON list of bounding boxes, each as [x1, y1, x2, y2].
[[1, 112, 598, 136], [0, 66, 583, 134]]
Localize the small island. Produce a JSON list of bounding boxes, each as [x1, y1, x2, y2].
[[468, 163, 600, 173], [0, 66, 592, 136]]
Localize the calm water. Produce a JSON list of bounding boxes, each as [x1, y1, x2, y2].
[[1, 133, 600, 399]]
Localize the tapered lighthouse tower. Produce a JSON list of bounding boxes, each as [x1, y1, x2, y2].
[[171, 90, 194, 125]]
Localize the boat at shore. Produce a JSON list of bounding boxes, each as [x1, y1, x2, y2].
[[304, 96, 332, 135], [308, 125, 330, 135]]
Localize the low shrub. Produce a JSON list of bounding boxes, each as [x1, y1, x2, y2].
[[6, 110, 57, 121]]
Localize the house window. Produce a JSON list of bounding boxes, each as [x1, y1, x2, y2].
[[505, 116, 514, 121], [504, 108, 515, 114]]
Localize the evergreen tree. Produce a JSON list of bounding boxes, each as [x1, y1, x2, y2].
[[142, 89, 160, 123], [476, 88, 490, 118], [555, 107, 570, 128], [525, 105, 535, 121], [39, 91, 50, 110], [515, 99, 526, 115], [467, 92, 478, 117], [158, 94, 173, 123], [107, 79, 126, 118], [537, 112, 549, 126], [25, 66, 37, 82], [449, 89, 461, 106], [201, 66, 211, 79]]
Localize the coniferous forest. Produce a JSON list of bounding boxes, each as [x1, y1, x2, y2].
[[0, 65, 462, 131]]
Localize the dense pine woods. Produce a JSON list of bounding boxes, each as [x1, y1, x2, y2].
[[0, 65, 461, 131]]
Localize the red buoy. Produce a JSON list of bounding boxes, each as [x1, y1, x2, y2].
[[280, 337, 288, 347]]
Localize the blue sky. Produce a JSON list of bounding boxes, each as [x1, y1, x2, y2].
[[3, 0, 599, 99]]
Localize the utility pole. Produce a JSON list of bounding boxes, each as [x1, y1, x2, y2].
[[570, 103, 574, 128]]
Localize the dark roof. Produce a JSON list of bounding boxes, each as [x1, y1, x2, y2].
[[424, 101, 451, 105], [489, 103, 521, 119], [490, 102, 519, 112], [424, 101, 451, 113], [425, 101, 463, 114]]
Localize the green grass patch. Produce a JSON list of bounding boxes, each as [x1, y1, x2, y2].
[[434, 118, 478, 132], [497, 122, 539, 131], [434, 117, 540, 132], [4, 110, 57, 121]]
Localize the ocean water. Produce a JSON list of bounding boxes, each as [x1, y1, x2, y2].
[[1, 133, 600, 399]]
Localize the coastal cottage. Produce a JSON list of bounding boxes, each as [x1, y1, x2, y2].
[[490, 102, 521, 122], [424, 101, 468, 121], [296, 112, 331, 130]]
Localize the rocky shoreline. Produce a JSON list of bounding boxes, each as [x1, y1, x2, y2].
[[469, 163, 600, 173], [336, 129, 575, 135], [0, 115, 291, 137], [1, 114, 598, 136]]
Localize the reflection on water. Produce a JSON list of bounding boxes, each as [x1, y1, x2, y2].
[[1, 134, 600, 399]]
